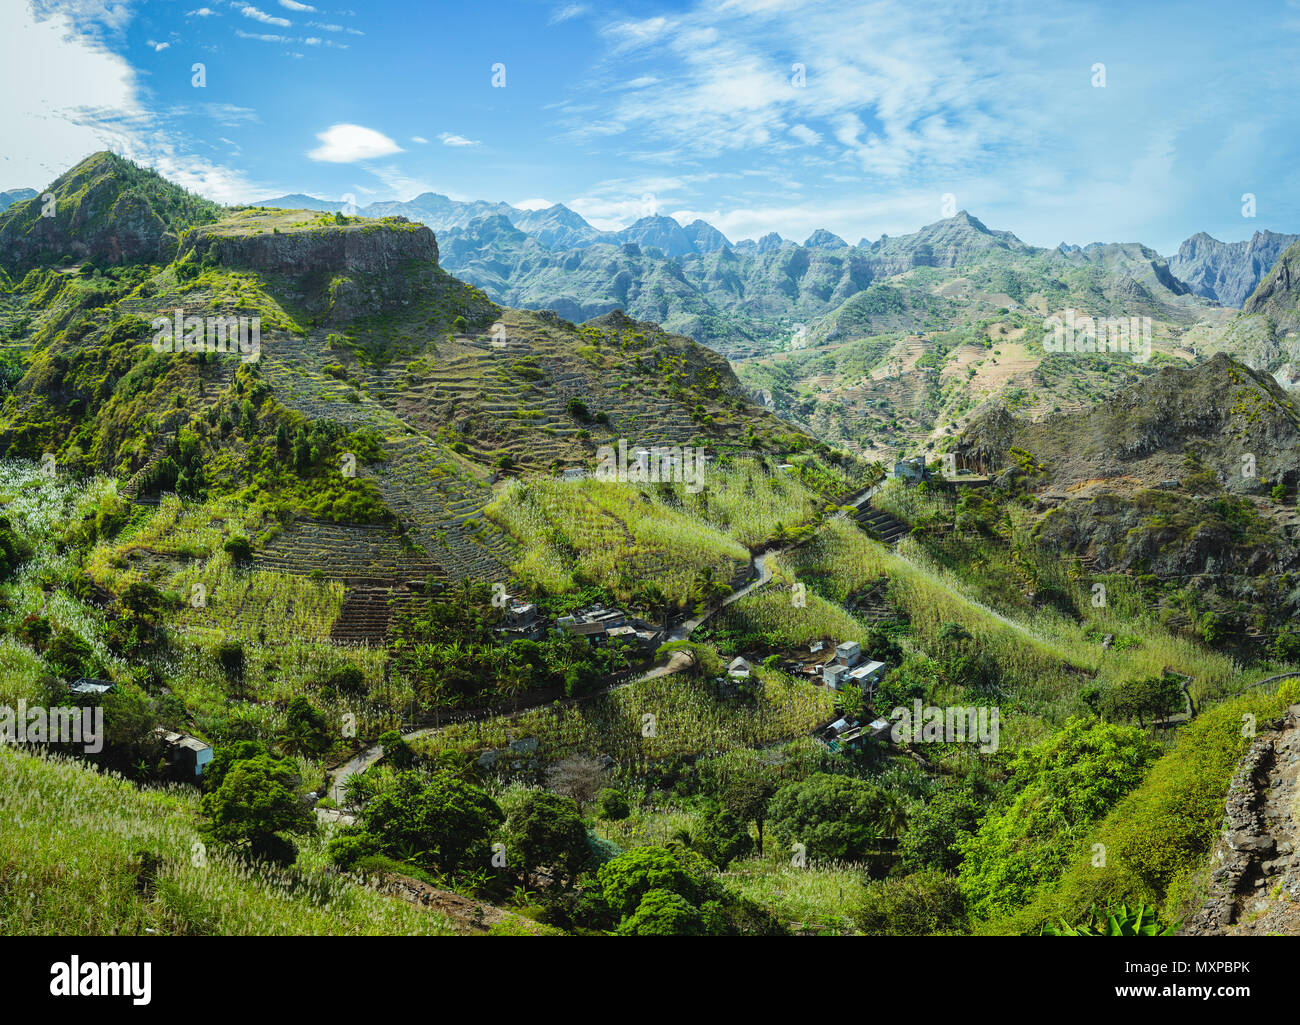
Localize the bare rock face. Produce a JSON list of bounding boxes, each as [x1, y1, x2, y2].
[[182, 216, 438, 277], [1170, 230, 1300, 308], [178, 215, 441, 323]]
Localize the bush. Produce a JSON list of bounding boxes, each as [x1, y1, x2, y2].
[[595, 787, 631, 821], [617, 889, 705, 936], [223, 535, 253, 563], [854, 870, 967, 936], [566, 397, 591, 421], [502, 790, 591, 888], [692, 806, 754, 869]]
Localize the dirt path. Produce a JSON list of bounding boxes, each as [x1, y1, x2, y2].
[[323, 480, 883, 806]]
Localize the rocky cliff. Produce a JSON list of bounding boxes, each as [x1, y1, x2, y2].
[[1169, 229, 1300, 307]]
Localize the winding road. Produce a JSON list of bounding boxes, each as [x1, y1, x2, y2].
[[324, 479, 883, 807]]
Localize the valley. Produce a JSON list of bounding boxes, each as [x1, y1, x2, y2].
[[0, 151, 1298, 942]]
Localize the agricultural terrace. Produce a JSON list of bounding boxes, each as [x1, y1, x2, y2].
[[411, 665, 836, 770], [484, 452, 864, 604]]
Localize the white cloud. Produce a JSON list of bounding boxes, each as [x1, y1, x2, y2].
[[240, 5, 291, 27], [308, 123, 403, 162], [0, 2, 140, 189], [788, 123, 821, 146], [603, 16, 673, 53], [411, 136, 428, 144], [147, 39, 170, 52], [0, 4, 267, 203], [187, 7, 216, 16], [549, 4, 587, 24], [514, 197, 554, 210], [279, 0, 316, 10], [439, 132, 479, 147]]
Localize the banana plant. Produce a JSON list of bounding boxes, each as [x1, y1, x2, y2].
[[1042, 902, 1179, 936]]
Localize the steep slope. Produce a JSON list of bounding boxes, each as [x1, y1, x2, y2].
[[1188, 240, 1300, 389], [0, 151, 220, 271], [952, 355, 1300, 631], [0, 155, 815, 589], [1169, 230, 1300, 307]]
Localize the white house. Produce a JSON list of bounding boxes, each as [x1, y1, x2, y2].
[[823, 663, 849, 689], [835, 641, 861, 668], [848, 660, 886, 689], [728, 656, 752, 679]]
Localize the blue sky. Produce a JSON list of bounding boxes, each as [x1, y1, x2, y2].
[[4, 0, 1300, 253]]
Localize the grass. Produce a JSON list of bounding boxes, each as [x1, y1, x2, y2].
[[0, 746, 457, 935], [413, 666, 836, 768]]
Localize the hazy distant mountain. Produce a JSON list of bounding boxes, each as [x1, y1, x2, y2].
[[252, 192, 345, 213], [0, 188, 37, 213], [434, 207, 1209, 359], [1168, 230, 1300, 307], [804, 228, 849, 249], [680, 219, 732, 253], [616, 215, 698, 258]]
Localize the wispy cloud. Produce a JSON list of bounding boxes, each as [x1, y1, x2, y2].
[[439, 132, 479, 147], [549, 4, 587, 25], [240, 5, 291, 28]]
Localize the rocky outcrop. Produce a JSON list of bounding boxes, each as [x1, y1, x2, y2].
[[1241, 239, 1300, 325], [182, 216, 438, 276], [1182, 704, 1300, 935], [1169, 230, 1300, 307]]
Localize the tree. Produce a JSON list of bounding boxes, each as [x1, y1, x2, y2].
[[223, 535, 253, 564], [897, 781, 988, 874], [692, 806, 754, 869], [710, 750, 781, 856], [46, 627, 103, 680], [957, 718, 1160, 920], [202, 739, 268, 792], [597, 844, 716, 919], [767, 772, 894, 863], [546, 756, 606, 810], [379, 729, 415, 769], [595, 787, 631, 821], [200, 754, 314, 866], [1105, 675, 1184, 728], [215, 640, 246, 699], [617, 889, 705, 936], [279, 696, 330, 756], [353, 770, 503, 875], [326, 664, 367, 697], [503, 790, 590, 889], [691, 566, 731, 616]]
